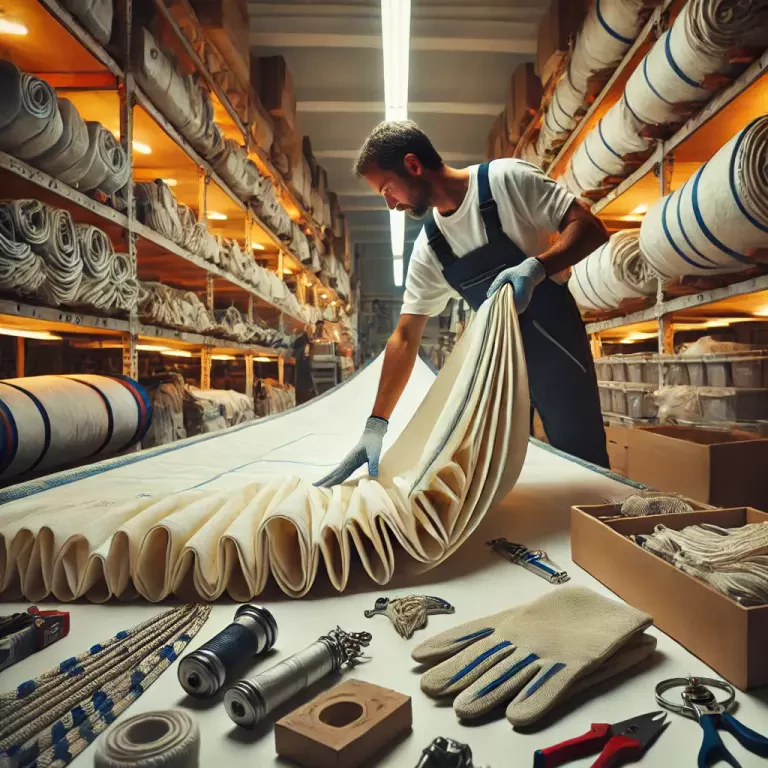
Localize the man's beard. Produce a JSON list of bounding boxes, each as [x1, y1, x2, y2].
[[404, 179, 431, 219]]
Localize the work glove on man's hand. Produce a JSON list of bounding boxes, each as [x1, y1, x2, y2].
[[412, 586, 656, 726], [486, 256, 547, 313], [314, 416, 388, 488]]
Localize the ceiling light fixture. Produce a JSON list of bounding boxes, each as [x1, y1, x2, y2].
[[393, 257, 404, 287], [211, 354, 236, 361], [207, 211, 227, 221], [321, 293, 328, 299], [161, 178, 178, 187], [0, 18, 29, 36], [0, 327, 62, 341], [251, 242, 265, 251], [160, 349, 194, 358], [381, 0, 411, 271], [253, 356, 272, 362], [110, 130, 152, 155], [136, 344, 169, 352]]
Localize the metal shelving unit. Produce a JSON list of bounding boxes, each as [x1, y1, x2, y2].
[[0, 0, 350, 388], [516, 1, 768, 357]]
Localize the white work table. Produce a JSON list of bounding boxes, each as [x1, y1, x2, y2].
[[3, 444, 768, 767]]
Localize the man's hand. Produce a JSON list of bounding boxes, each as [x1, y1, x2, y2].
[[486, 257, 547, 313], [314, 416, 388, 488]]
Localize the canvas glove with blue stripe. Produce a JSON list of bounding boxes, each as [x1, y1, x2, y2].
[[314, 416, 388, 488], [412, 587, 655, 726], [486, 257, 546, 313]]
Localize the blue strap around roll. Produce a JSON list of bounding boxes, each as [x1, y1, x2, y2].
[[61, 376, 114, 457], [664, 29, 703, 90], [595, 0, 634, 45], [0, 396, 18, 475], [0, 381, 51, 474], [111, 375, 153, 446]]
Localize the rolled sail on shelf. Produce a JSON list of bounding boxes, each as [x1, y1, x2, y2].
[[639, 116, 768, 278], [0, 374, 151, 480]]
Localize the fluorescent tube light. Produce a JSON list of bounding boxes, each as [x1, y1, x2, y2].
[[161, 349, 193, 358], [381, 0, 411, 121], [207, 212, 227, 221], [393, 257, 404, 287], [390, 210, 404, 257], [0, 19, 29, 36], [0, 327, 62, 340]]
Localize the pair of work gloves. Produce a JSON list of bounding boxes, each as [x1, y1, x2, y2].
[[314, 257, 546, 488], [412, 586, 656, 727]]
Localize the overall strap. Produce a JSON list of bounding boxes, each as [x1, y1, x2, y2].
[[424, 210, 457, 269], [477, 161, 505, 242]]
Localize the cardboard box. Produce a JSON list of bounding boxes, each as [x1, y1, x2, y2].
[[536, 0, 590, 86], [258, 55, 296, 131], [627, 425, 768, 511], [605, 423, 629, 476], [192, 0, 250, 89], [505, 63, 542, 143], [571, 505, 768, 690]]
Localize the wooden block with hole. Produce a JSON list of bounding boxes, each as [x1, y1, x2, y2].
[[275, 679, 412, 768]]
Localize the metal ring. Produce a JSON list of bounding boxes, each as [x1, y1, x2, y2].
[[655, 677, 736, 718]]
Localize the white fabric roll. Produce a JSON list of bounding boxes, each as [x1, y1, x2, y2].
[[0, 61, 63, 161], [37, 206, 83, 305], [537, 0, 646, 160], [135, 180, 184, 244], [77, 223, 112, 280], [177, 204, 220, 264], [565, 0, 768, 195], [0, 285, 529, 601], [0, 204, 45, 295], [0, 374, 149, 480], [75, 122, 129, 195], [569, 229, 656, 310], [639, 116, 768, 278], [111, 252, 139, 311], [213, 140, 256, 199], [34, 98, 90, 179], [61, 0, 113, 45]]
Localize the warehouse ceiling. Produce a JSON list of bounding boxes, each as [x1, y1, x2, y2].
[[249, 0, 544, 299]]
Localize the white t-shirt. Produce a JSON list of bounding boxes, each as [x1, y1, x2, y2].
[[401, 159, 575, 316]]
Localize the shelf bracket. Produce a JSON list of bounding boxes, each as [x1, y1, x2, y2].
[[198, 169, 210, 222], [247, 294, 254, 323], [278, 354, 285, 387], [206, 273, 215, 313], [200, 344, 212, 389], [15, 337, 25, 378], [245, 354, 254, 396], [122, 331, 138, 379]]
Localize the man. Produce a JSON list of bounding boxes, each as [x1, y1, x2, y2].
[[317, 120, 609, 488]]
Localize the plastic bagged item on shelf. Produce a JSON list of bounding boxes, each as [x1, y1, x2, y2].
[[640, 116, 768, 277], [135, 179, 185, 244], [636, 522, 768, 605], [138, 281, 218, 333], [213, 139, 263, 199], [680, 336, 755, 356], [253, 378, 296, 417], [177, 202, 221, 264], [0, 373, 151, 480], [565, 0, 768, 197], [0, 204, 45, 296], [33, 98, 89, 180], [183, 387, 227, 435], [190, 387, 255, 426], [60, 0, 113, 45], [626, 382, 658, 419], [0, 61, 63, 162], [536, 0, 648, 161], [141, 372, 187, 449], [568, 229, 655, 310]]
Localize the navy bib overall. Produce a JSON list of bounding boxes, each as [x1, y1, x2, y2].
[[423, 161, 609, 467]]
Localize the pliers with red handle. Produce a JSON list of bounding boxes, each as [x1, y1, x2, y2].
[[533, 711, 668, 768]]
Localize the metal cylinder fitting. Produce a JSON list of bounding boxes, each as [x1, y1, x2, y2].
[[178, 604, 278, 698], [224, 636, 339, 728]]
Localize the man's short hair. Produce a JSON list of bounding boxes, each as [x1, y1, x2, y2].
[[353, 121, 443, 177]]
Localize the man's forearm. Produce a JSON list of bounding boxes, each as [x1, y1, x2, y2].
[[537, 203, 608, 276], [371, 317, 426, 420]]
